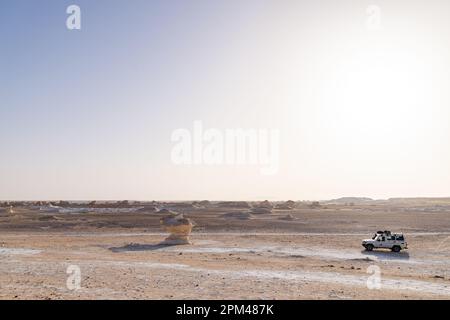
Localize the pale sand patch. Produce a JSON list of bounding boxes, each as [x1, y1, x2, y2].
[[76, 259, 450, 296], [161, 245, 424, 264], [0, 248, 41, 255]]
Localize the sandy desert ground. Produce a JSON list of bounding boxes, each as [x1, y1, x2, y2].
[[1, 199, 450, 300]]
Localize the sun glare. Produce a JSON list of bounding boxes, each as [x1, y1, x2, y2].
[[314, 47, 433, 148]]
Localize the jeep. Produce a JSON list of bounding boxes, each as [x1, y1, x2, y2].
[[362, 230, 408, 253]]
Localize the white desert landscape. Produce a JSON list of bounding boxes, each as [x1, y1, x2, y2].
[[3, 0, 450, 304], [1, 198, 449, 300]]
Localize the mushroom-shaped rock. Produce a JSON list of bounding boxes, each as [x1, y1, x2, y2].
[[160, 214, 194, 245]]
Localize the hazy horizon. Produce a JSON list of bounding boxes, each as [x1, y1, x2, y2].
[[3, 196, 450, 203], [2, 0, 450, 201]]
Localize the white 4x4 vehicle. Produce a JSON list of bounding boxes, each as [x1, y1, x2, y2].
[[362, 231, 408, 253]]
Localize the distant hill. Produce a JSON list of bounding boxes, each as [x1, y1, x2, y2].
[[326, 197, 374, 204]]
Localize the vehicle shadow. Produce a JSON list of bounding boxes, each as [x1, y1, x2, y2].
[[109, 243, 174, 252], [361, 250, 410, 261]]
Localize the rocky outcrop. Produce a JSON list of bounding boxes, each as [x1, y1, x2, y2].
[[58, 201, 71, 207], [160, 213, 194, 245], [258, 200, 274, 209], [309, 201, 321, 209], [116, 200, 130, 207], [275, 200, 296, 210], [248, 200, 274, 214], [192, 200, 211, 208]]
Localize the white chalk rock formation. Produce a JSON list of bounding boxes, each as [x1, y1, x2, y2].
[[249, 200, 274, 214], [160, 214, 194, 245], [258, 200, 274, 209], [275, 200, 296, 210]]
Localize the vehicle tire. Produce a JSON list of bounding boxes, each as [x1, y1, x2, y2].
[[392, 246, 401, 253], [365, 244, 374, 251]]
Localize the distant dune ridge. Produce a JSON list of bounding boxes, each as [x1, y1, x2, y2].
[[326, 197, 374, 204]]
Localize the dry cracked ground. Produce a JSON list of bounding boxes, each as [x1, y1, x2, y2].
[[1, 200, 450, 300]]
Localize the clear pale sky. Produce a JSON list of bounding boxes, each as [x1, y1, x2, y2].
[[1, 0, 449, 201]]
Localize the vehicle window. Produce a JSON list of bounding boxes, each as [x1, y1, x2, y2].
[[389, 236, 395, 240], [397, 235, 404, 241], [381, 237, 385, 241]]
